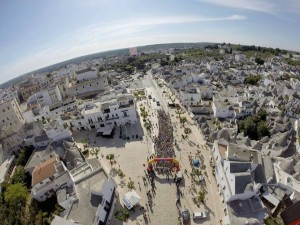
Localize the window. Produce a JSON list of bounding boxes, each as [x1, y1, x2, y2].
[[7, 106, 10, 110], [2, 120, 4, 123], [103, 108, 110, 113], [3, 109, 5, 112]]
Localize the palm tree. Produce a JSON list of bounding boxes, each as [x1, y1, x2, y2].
[[197, 189, 207, 203], [175, 108, 185, 118], [180, 117, 188, 127], [127, 178, 135, 190], [106, 154, 115, 164]]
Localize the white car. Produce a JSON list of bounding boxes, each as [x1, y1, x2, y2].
[[193, 211, 208, 220]]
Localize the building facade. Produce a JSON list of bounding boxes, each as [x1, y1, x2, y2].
[[0, 98, 25, 137]]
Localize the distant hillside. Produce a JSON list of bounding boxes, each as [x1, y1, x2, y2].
[[0, 42, 214, 88]]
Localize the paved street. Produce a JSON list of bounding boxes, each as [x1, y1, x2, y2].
[[73, 70, 224, 225]]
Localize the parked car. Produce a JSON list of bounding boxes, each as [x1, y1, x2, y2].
[[181, 208, 190, 224], [148, 95, 152, 99], [152, 98, 155, 102], [156, 101, 160, 106], [192, 211, 208, 220]]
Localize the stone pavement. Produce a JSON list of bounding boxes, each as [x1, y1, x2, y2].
[[72, 77, 224, 225]]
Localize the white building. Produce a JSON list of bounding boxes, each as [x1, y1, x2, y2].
[[290, 78, 300, 92], [34, 134, 50, 147], [0, 89, 20, 103], [31, 157, 73, 202], [274, 159, 300, 194], [178, 85, 201, 107], [0, 98, 25, 137], [207, 62, 218, 73], [27, 85, 62, 107], [212, 100, 234, 119], [72, 94, 137, 130], [0, 155, 15, 186], [24, 97, 77, 123], [235, 54, 246, 62], [66, 68, 109, 97], [211, 140, 267, 225], [44, 119, 72, 143], [93, 178, 116, 225]]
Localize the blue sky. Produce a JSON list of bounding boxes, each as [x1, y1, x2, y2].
[[0, 0, 300, 84]]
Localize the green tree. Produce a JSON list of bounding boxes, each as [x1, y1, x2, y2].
[[257, 109, 268, 120], [98, 66, 105, 72], [243, 117, 258, 139], [125, 65, 134, 74], [255, 57, 265, 65], [197, 189, 207, 203], [90, 148, 100, 157], [4, 183, 28, 206], [180, 117, 188, 127], [175, 108, 185, 118], [127, 178, 135, 190], [11, 166, 26, 184], [114, 208, 129, 221], [160, 59, 169, 66], [239, 110, 269, 140], [244, 75, 262, 85], [106, 154, 115, 164], [257, 121, 270, 139]]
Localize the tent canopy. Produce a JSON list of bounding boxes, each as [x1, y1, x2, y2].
[[192, 159, 200, 167], [123, 190, 141, 209]]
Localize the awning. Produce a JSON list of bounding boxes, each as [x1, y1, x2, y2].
[[123, 190, 141, 209], [192, 159, 200, 167]]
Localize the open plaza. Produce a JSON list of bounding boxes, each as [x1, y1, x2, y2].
[[73, 74, 224, 225]]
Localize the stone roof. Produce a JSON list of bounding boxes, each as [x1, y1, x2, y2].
[[198, 116, 206, 123], [200, 122, 209, 129], [260, 136, 270, 143], [203, 128, 210, 135], [234, 173, 253, 194], [244, 137, 252, 147], [276, 131, 289, 147], [280, 159, 294, 174], [229, 161, 252, 173], [35, 134, 49, 143], [252, 141, 262, 151], [217, 129, 230, 141]]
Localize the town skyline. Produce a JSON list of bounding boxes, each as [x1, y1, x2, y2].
[[1, 0, 300, 84]]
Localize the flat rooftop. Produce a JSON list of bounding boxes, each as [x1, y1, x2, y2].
[[67, 170, 107, 225]]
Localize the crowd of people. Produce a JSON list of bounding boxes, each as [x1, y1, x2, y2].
[[153, 110, 175, 158]]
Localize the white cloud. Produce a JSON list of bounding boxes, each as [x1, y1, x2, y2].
[[1, 14, 246, 82], [197, 0, 300, 15], [197, 0, 275, 13]]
